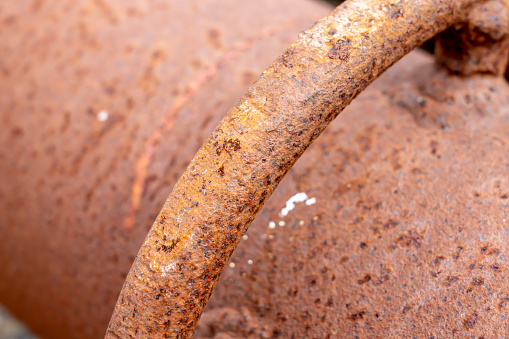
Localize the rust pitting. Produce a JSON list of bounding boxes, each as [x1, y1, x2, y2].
[[348, 310, 366, 321], [327, 37, 352, 61], [157, 238, 181, 254]]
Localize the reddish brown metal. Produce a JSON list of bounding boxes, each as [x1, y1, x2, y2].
[[106, 0, 498, 338], [0, 1, 332, 338], [436, 0, 509, 75], [2, 0, 508, 338], [197, 49, 509, 338]]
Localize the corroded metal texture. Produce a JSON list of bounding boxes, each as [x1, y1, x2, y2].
[[106, 0, 495, 338], [436, 0, 509, 75], [197, 50, 509, 338], [0, 1, 332, 338]]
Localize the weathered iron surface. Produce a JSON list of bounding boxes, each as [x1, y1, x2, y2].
[[0, 0, 332, 338], [106, 0, 505, 338], [197, 49, 509, 338], [2, 0, 508, 337], [436, 0, 509, 75]]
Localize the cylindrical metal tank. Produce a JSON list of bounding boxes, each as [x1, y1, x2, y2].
[[0, 1, 332, 338]]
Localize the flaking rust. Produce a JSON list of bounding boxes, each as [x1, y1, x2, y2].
[[106, 0, 506, 338]]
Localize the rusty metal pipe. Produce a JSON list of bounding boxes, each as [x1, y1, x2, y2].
[[106, 0, 484, 337]]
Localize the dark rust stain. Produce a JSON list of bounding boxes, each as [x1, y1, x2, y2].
[[327, 37, 352, 61], [348, 311, 366, 321], [357, 274, 371, 285], [464, 313, 478, 329], [158, 238, 181, 254]]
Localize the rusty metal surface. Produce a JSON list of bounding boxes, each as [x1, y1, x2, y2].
[[436, 0, 509, 75], [106, 0, 497, 338], [196, 49, 509, 338], [0, 1, 332, 338]]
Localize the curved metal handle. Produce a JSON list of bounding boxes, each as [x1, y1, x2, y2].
[[106, 0, 483, 337]]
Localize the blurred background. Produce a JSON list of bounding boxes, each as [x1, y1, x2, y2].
[[0, 305, 36, 339]]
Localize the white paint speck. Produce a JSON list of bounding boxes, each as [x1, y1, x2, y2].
[[278, 221, 286, 227], [279, 192, 308, 217], [229, 262, 236, 268], [242, 234, 249, 240], [279, 192, 317, 217], [97, 110, 109, 122], [305, 197, 317, 206], [268, 221, 276, 229], [247, 260, 253, 265]]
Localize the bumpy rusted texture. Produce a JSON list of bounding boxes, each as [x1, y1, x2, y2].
[[436, 0, 509, 75], [107, 1, 485, 338], [0, 1, 332, 338], [197, 49, 509, 338]]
